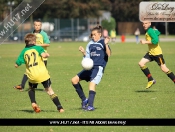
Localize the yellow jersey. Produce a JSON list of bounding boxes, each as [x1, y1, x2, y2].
[[16, 45, 50, 83], [145, 28, 162, 55], [33, 30, 50, 61]]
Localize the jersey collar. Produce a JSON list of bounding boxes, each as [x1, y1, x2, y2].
[[25, 44, 35, 48], [146, 27, 151, 32], [33, 29, 41, 33], [92, 38, 102, 43]]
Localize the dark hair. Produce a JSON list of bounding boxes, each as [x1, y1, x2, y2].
[[90, 25, 103, 38], [34, 19, 42, 23]]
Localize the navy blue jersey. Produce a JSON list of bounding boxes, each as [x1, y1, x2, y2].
[[85, 38, 110, 68]]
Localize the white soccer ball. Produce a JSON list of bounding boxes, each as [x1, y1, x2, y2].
[[81, 58, 93, 70]]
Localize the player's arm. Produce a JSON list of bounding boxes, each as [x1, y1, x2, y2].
[[36, 32, 50, 47], [140, 40, 152, 45], [37, 45, 50, 58], [104, 37, 111, 57], [140, 28, 159, 45], [15, 64, 19, 68], [36, 43, 50, 47], [38, 32, 50, 47], [79, 46, 86, 56], [79, 42, 91, 58], [41, 52, 50, 58], [15, 51, 25, 68]]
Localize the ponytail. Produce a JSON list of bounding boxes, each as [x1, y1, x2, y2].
[[90, 24, 103, 38]]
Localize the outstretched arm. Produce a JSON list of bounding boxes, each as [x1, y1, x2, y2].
[[104, 37, 111, 57], [41, 52, 50, 58], [140, 40, 152, 45], [14, 64, 18, 68], [140, 28, 159, 45], [79, 46, 86, 56]]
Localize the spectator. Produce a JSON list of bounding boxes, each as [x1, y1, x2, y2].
[[110, 29, 117, 43], [134, 28, 140, 44]]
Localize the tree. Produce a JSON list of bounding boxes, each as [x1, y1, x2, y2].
[[33, 0, 112, 19], [0, 0, 112, 21], [101, 16, 116, 32], [0, 0, 22, 21], [110, 0, 143, 22]]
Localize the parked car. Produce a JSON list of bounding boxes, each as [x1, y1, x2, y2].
[[76, 31, 90, 42], [9, 31, 32, 41], [50, 27, 85, 41]]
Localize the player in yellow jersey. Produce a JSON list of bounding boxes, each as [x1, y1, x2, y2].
[[33, 19, 50, 66], [14, 19, 50, 91], [138, 21, 175, 89], [15, 33, 64, 113]]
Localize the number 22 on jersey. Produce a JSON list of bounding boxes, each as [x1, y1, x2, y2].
[[25, 49, 39, 68]]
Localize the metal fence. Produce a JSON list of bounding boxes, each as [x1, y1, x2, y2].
[[0, 17, 174, 43], [0, 18, 100, 42]]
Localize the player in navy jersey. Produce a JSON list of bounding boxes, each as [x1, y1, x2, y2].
[[71, 25, 111, 111]]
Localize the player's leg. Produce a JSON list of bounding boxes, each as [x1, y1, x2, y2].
[[71, 71, 88, 109], [138, 53, 156, 89], [138, 55, 153, 81], [114, 37, 117, 43], [136, 36, 139, 44], [44, 60, 47, 67], [21, 74, 28, 89], [42, 79, 64, 113], [85, 66, 103, 111], [14, 73, 28, 91], [156, 55, 175, 83], [166, 69, 175, 83], [160, 64, 175, 81], [28, 82, 40, 113], [85, 82, 96, 111], [42, 60, 48, 91]]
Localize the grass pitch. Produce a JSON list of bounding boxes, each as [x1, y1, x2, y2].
[[0, 40, 175, 131]]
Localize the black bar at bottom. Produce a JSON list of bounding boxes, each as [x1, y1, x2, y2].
[[0, 119, 175, 126]]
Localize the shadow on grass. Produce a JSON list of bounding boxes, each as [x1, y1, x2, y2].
[[17, 109, 56, 113], [17, 110, 34, 113], [24, 88, 45, 92], [135, 90, 157, 93], [70, 107, 98, 111], [35, 88, 45, 91]]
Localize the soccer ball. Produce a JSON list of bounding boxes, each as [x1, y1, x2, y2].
[[81, 58, 93, 70]]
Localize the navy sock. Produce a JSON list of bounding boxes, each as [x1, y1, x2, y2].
[[88, 90, 96, 107], [73, 83, 86, 102], [21, 74, 28, 89]]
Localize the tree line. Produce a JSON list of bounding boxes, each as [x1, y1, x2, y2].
[[0, 0, 151, 21], [1, 0, 175, 34]]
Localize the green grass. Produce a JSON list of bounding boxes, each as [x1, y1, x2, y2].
[[0, 41, 175, 131], [125, 34, 175, 38]]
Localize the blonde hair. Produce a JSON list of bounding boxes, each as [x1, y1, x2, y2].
[[24, 33, 36, 45]]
